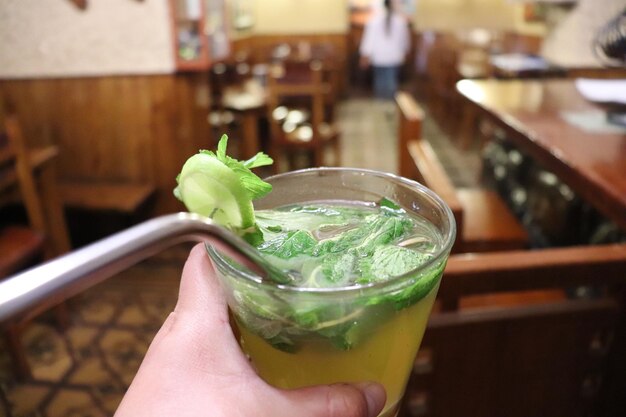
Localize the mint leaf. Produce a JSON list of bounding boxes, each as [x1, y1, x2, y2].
[[289, 302, 368, 351], [256, 206, 353, 233], [379, 197, 400, 210], [236, 168, 273, 200], [210, 135, 273, 200], [267, 334, 298, 353], [258, 230, 317, 259], [321, 252, 358, 284], [389, 263, 444, 310], [211, 135, 273, 200], [313, 218, 374, 255], [318, 322, 358, 350], [244, 152, 274, 169], [291, 302, 350, 330], [242, 226, 264, 247], [315, 216, 413, 257], [357, 217, 413, 256], [234, 291, 284, 321], [379, 197, 407, 216], [362, 259, 445, 310], [216, 134, 228, 160], [357, 245, 431, 283]]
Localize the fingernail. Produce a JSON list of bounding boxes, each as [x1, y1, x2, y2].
[[356, 382, 386, 417]]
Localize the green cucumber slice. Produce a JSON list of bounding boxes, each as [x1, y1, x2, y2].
[[176, 153, 255, 229]]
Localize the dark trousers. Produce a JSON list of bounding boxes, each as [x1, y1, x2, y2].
[[372, 65, 400, 99]]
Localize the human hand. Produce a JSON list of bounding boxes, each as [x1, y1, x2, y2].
[[359, 56, 371, 69], [115, 244, 386, 417]]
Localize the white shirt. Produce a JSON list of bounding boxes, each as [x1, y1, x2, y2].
[[360, 12, 410, 67]]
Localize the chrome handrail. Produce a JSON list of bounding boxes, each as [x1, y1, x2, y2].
[[0, 213, 265, 322]]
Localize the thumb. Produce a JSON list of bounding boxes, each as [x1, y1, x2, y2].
[[278, 382, 386, 417]]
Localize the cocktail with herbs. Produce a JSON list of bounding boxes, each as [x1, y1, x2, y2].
[[175, 137, 455, 417]]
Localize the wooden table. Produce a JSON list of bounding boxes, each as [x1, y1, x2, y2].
[[456, 79, 626, 231], [488, 53, 566, 79]]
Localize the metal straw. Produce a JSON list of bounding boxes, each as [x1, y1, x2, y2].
[[0, 212, 273, 322]]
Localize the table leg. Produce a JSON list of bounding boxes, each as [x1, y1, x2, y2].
[[459, 103, 478, 150], [241, 112, 260, 160]]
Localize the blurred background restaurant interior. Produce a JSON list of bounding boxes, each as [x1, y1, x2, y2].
[[1, 0, 626, 416]]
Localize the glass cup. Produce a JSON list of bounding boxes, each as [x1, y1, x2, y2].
[[207, 168, 456, 417]]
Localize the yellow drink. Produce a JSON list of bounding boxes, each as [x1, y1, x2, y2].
[[208, 168, 456, 417], [238, 286, 439, 417]]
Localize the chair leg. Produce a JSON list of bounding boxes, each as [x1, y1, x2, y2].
[[4, 325, 32, 380], [333, 139, 342, 166], [313, 147, 324, 168], [38, 164, 72, 256], [269, 144, 282, 174], [53, 302, 71, 330], [458, 101, 478, 150]]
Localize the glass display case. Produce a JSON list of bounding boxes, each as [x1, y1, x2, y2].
[[169, 0, 231, 71]]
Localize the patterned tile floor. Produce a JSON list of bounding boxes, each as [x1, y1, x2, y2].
[[0, 96, 479, 417], [338, 97, 481, 187], [0, 258, 184, 417], [338, 98, 399, 173]]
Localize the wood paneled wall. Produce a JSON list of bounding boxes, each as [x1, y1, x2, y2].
[[0, 34, 349, 216], [0, 74, 212, 214]]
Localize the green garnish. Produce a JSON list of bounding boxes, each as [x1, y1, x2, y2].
[[174, 134, 273, 231], [175, 143, 444, 354], [258, 230, 317, 259], [245, 202, 443, 352]]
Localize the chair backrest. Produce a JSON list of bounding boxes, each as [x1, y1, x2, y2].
[[1, 114, 71, 258], [266, 61, 330, 145], [426, 34, 461, 90], [400, 243, 626, 417], [499, 32, 543, 55], [1, 117, 47, 231], [396, 91, 424, 178], [395, 91, 464, 246], [210, 60, 252, 93]]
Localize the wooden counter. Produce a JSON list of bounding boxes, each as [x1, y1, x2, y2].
[[456, 79, 626, 231]]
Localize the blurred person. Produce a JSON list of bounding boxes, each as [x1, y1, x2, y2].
[[114, 244, 386, 417], [359, 0, 411, 100]]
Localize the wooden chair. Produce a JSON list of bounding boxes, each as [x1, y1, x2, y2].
[[0, 114, 72, 379], [424, 34, 462, 134], [399, 243, 626, 417], [396, 91, 528, 253], [266, 60, 341, 172], [0, 115, 71, 260], [0, 135, 45, 276], [207, 60, 251, 152]]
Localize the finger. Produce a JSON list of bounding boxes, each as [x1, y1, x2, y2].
[[142, 243, 223, 355], [276, 382, 386, 417], [168, 243, 254, 374], [175, 242, 228, 320]]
